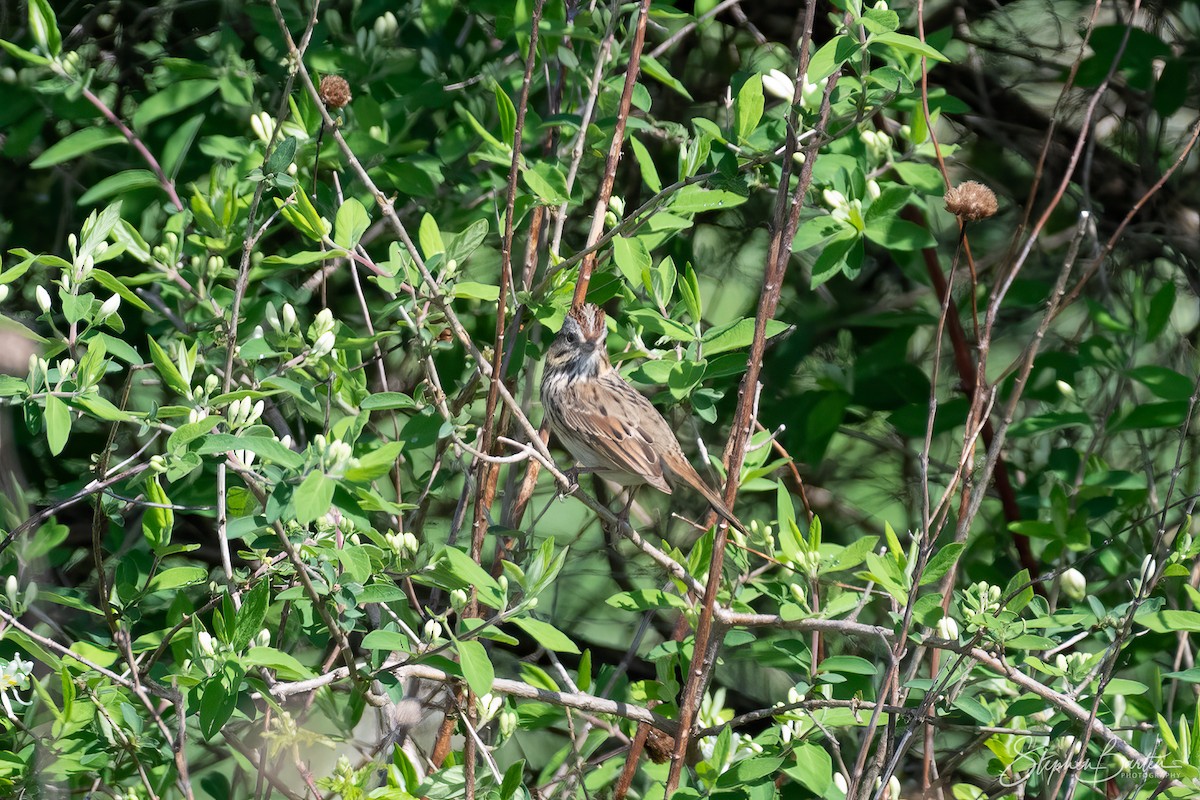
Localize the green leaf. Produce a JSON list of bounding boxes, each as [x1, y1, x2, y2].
[[232, 580, 270, 651], [344, 442, 404, 483], [446, 219, 490, 265], [28, 0, 61, 57], [522, 162, 570, 205], [244, 646, 315, 680], [607, 589, 689, 611], [142, 475, 174, 551], [1108, 401, 1189, 433], [861, 7, 900, 34], [93, 268, 152, 312], [133, 80, 219, 130], [494, 83, 517, 144], [146, 566, 206, 593], [0, 39, 50, 66], [511, 617, 580, 654], [361, 629, 411, 651], [147, 336, 190, 395], [817, 655, 878, 676], [785, 743, 832, 795], [735, 73, 764, 143], [641, 55, 693, 100], [162, 114, 205, 179], [701, 318, 790, 356], [199, 664, 243, 740], [1128, 366, 1195, 402], [263, 135, 298, 176], [44, 393, 70, 456], [612, 236, 651, 286], [864, 216, 935, 251], [892, 161, 945, 194], [919, 542, 965, 586], [1137, 609, 1200, 634], [334, 198, 370, 250], [451, 281, 501, 301], [629, 136, 661, 193], [808, 35, 861, 82], [716, 756, 784, 788], [294, 471, 335, 524], [32, 128, 126, 168], [670, 186, 747, 214], [166, 417, 222, 452], [419, 213, 444, 258], [457, 639, 495, 696], [439, 547, 504, 606], [78, 170, 161, 206], [361, 392, 418, 411], [196, 435, 303, 470], [869, 32, 949, 62]]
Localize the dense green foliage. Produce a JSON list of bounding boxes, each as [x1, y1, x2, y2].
[[0, 0, 1198, 798]]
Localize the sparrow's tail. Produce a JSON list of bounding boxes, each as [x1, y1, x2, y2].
[[679, 465, 748, 535]]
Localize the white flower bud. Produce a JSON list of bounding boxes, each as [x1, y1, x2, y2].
[[309, 330, 335, 359], [58, 358, 75, 377], [35, 285, 51, 313], [833, 773, 848, 794], [282, 303, 297, 333], [0, 285, 8, 303], [499, 708, 517, 738], [762, 68, 794, 101], [1056, 380, 1075, 398], [256, 629, 271, 648], [866, 179, 882, 201], [936, 617, 960, 641], [887, 776, 900, 799], [423, 619, 443, 641], [98, 295, 121, 319], [197, 631, 216, 657], [265, 302, 280, 333], [1059, 568, 1086, 601], [5, 575, 17, 608], [822, 189, 847, 210]]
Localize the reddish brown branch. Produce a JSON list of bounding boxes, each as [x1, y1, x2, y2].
[[570, 0, 653, 307], [664, 0, 830, 787]]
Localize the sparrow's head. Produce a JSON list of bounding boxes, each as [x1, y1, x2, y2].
[[546, 303, 610, 378]]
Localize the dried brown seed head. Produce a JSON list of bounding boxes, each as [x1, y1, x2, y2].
[[319, 75, 352, 109], [944, 180, 998, 222]]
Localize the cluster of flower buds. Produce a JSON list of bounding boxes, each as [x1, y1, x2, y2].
[[965, 581, 1002, 618], [475, 692, 503, 724], [312, 433, 353, 477], [264, 301, 299, 335], [936, 616, 959, 641], [823, 188, 865, 231], [860, 130, 892, 163], [226, 396, 265, 430], [422, 618, 444, 642], [385, 530, 419, 559], [186, 374, 222, 424], [373, 12, 398, 39], [27, 354, 49, 390], [1054, 651, 1090, 682], [307, 308, 337, 361], [151, 232, 180, 268]]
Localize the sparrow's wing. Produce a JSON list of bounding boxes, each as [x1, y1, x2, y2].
[[555, 373, 677, 494], [598, 374, 747, 533]]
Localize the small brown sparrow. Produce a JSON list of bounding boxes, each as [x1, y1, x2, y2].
[[540, 303, 744, 532]]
